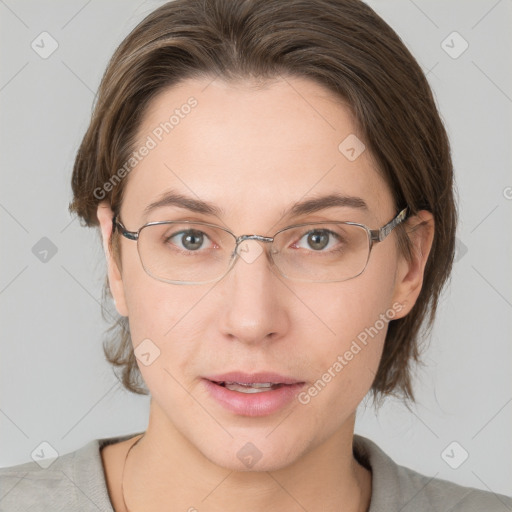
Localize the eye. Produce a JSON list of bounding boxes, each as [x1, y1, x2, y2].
[[166, 229, 214, 252], [293, 228, 342, 252]]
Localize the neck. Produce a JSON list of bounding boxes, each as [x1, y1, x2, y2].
[[121, 403, 371, 512]]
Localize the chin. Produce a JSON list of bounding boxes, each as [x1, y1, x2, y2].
[[194, 432, 307, 473]]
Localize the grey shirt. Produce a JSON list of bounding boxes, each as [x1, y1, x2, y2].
[[1, 432, 510, 511]]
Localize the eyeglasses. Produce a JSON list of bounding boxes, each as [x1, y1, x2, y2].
[[112, 207, 408, 285]]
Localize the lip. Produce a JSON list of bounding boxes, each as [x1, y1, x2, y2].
[[204, 371, 302, 385], [202, 372, 306, 417]]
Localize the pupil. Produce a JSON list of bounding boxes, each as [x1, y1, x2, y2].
[[183, 230, 203, 250], [308, 231, 328, 250]]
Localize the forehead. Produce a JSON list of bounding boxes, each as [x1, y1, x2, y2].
[[122, 76, 394, 226]]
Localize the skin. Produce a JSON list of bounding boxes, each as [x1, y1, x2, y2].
[[97, 76, 434, 512]]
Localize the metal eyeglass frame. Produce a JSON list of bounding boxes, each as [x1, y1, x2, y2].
[[112, 207, 409, 284]]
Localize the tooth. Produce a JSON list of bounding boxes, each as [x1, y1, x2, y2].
[[226, 382, 274, 388], [224, 382, 276, 393]]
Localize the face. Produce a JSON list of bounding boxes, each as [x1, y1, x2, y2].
[[98, 76, 426, 472]]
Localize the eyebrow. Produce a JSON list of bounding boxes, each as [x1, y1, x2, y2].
[[144, 191, 223, 217], [143, 190, 368, 219], [284, 193, 368, 217]]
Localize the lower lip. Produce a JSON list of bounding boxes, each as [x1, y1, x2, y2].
[[202, 379, 306, 417]]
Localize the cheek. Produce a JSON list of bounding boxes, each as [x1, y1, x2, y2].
[[120, 263, 218, 388], [118, 245, 195, 340], [298, 260, 398, 408]]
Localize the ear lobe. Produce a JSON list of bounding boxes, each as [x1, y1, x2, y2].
[[97, 201, 129, 317], [391, 210, 435, 318]]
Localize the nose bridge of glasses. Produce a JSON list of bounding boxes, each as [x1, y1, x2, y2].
[[236, 234, 274, 244], [232, 234, 275, 266]]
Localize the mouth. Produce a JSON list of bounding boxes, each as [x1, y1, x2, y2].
[[204, 371, 304, 392], [211, 381, 289, 393], [202, 372, 306, 416]]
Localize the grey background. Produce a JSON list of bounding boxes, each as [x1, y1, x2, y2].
[[1, 0, 511, 498]]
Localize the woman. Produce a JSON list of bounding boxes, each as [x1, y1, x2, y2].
[[1, 0, 510, 510]]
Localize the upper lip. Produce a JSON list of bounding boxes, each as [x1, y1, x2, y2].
[[204, 372, 304, 385]]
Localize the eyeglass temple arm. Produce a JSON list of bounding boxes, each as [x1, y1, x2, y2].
[[112, 215, 139, 241], [370, 207, 409, 243]]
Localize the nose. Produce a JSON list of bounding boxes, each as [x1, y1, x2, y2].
[[217, 239, 290, 345]]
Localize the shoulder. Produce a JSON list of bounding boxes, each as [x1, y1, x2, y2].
[[353, 434, 512, 512], [0, 432, 143, 512]]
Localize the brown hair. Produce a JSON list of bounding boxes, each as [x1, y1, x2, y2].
[[70, 0, 456, 404]]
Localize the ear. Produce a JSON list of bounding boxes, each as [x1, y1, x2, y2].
[[391, 210, 435, 319], [97, 201, 129, 317]]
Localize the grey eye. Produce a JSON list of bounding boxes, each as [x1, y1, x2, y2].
[[168, 230, 210, 251]]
